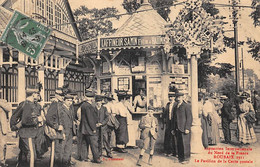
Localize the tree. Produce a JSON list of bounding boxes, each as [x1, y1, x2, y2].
[[250, 0, 260, 26], [247, 0, 260, 61], [247, 38, 260, 61], [122, 0, 176, 20], [74, 6, 119, 40]]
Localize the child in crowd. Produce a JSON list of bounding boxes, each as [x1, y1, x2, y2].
[[137, 108, 158, 166]]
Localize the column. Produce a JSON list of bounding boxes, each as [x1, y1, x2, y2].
[[58, 69, 65, 88], [96, 61, 101, 95], [18, 52, 26, 103], [38, 54, 45, 106], [190, 54, 204, 153]]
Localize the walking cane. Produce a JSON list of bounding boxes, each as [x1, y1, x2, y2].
[[49, 141, 55, 167]]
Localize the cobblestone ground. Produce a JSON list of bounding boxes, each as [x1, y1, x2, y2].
[[5, 123, 260, 167]]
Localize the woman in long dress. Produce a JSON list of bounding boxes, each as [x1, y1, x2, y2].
[[198, 93, 209, 148], [237, 93, 257, 144], [203, 97, 220, 145]]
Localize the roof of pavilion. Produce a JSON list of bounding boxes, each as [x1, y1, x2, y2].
[[110, 1, 167, 37]]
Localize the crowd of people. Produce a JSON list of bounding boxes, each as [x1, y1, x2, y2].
[[163, 90, 260, 164], [0, 84, 260, 167], [4, 85, 159, 167]]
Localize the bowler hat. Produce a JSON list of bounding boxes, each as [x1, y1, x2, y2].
[[64, 94, 74, 100], [26, 85, 39, 94], [85, 89, 95, 97], [95, 95, 103, 102]]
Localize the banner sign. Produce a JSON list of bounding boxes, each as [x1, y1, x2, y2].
[[0, 11, 52, 59], [78, 38, 98, 55], [100, 35, 165, 49]]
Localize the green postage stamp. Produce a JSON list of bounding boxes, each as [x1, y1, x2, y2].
[[0, 10, 52, 59]]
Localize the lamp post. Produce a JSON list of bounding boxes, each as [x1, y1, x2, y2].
[[231, 0, 240, 93]]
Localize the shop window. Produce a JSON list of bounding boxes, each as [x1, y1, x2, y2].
[[148, 76, 162, 110], [118, 77, 129, 91]]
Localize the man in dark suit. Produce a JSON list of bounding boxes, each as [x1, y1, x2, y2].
[[163, 94, 177, 156], [172, 91, 192, 164], [220, 95, 234, 144], [10, 86, 43, 167], [80, 91, 102, 163], [46, 90, 76, 167], [95, 95, 111, 157]]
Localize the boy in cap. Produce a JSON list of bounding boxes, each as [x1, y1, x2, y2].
[[10, 85, 42, 167], [0, 89, 12, 167], [137, 108, 158, 166]]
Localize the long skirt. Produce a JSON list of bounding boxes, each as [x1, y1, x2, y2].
[[201, 115, 209, 148], [115, 115, 129, 145], [126, 123, 136, 147], [208, 113, 220, 145], [238, 114, 257, 144]]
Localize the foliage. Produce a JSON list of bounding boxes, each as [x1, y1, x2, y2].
[[122, 0, 176, 20], [247, 38, 260, 62], [74, 6, 119, 40], [207, 74, 237, 104], [250, 0, 260, 26]]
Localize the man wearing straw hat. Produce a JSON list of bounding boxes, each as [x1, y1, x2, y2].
[[10, 85, 42, 167], [171, 91, 192, 164], [0, 89, 12, 167]]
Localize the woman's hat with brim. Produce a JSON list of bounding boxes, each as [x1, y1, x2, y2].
[[26, 85, 40, 94], [116, 91, 132, 98], [104, 93, 115, 100]]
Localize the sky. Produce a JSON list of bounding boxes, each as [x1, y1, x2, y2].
[[68, 0, 260, 78]]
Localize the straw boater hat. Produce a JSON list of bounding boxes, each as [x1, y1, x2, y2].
[[26, 85, 40, 94], [220, 95, 228, 100], [55, 87, 64, 96], [175, 90, 184, 97]]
